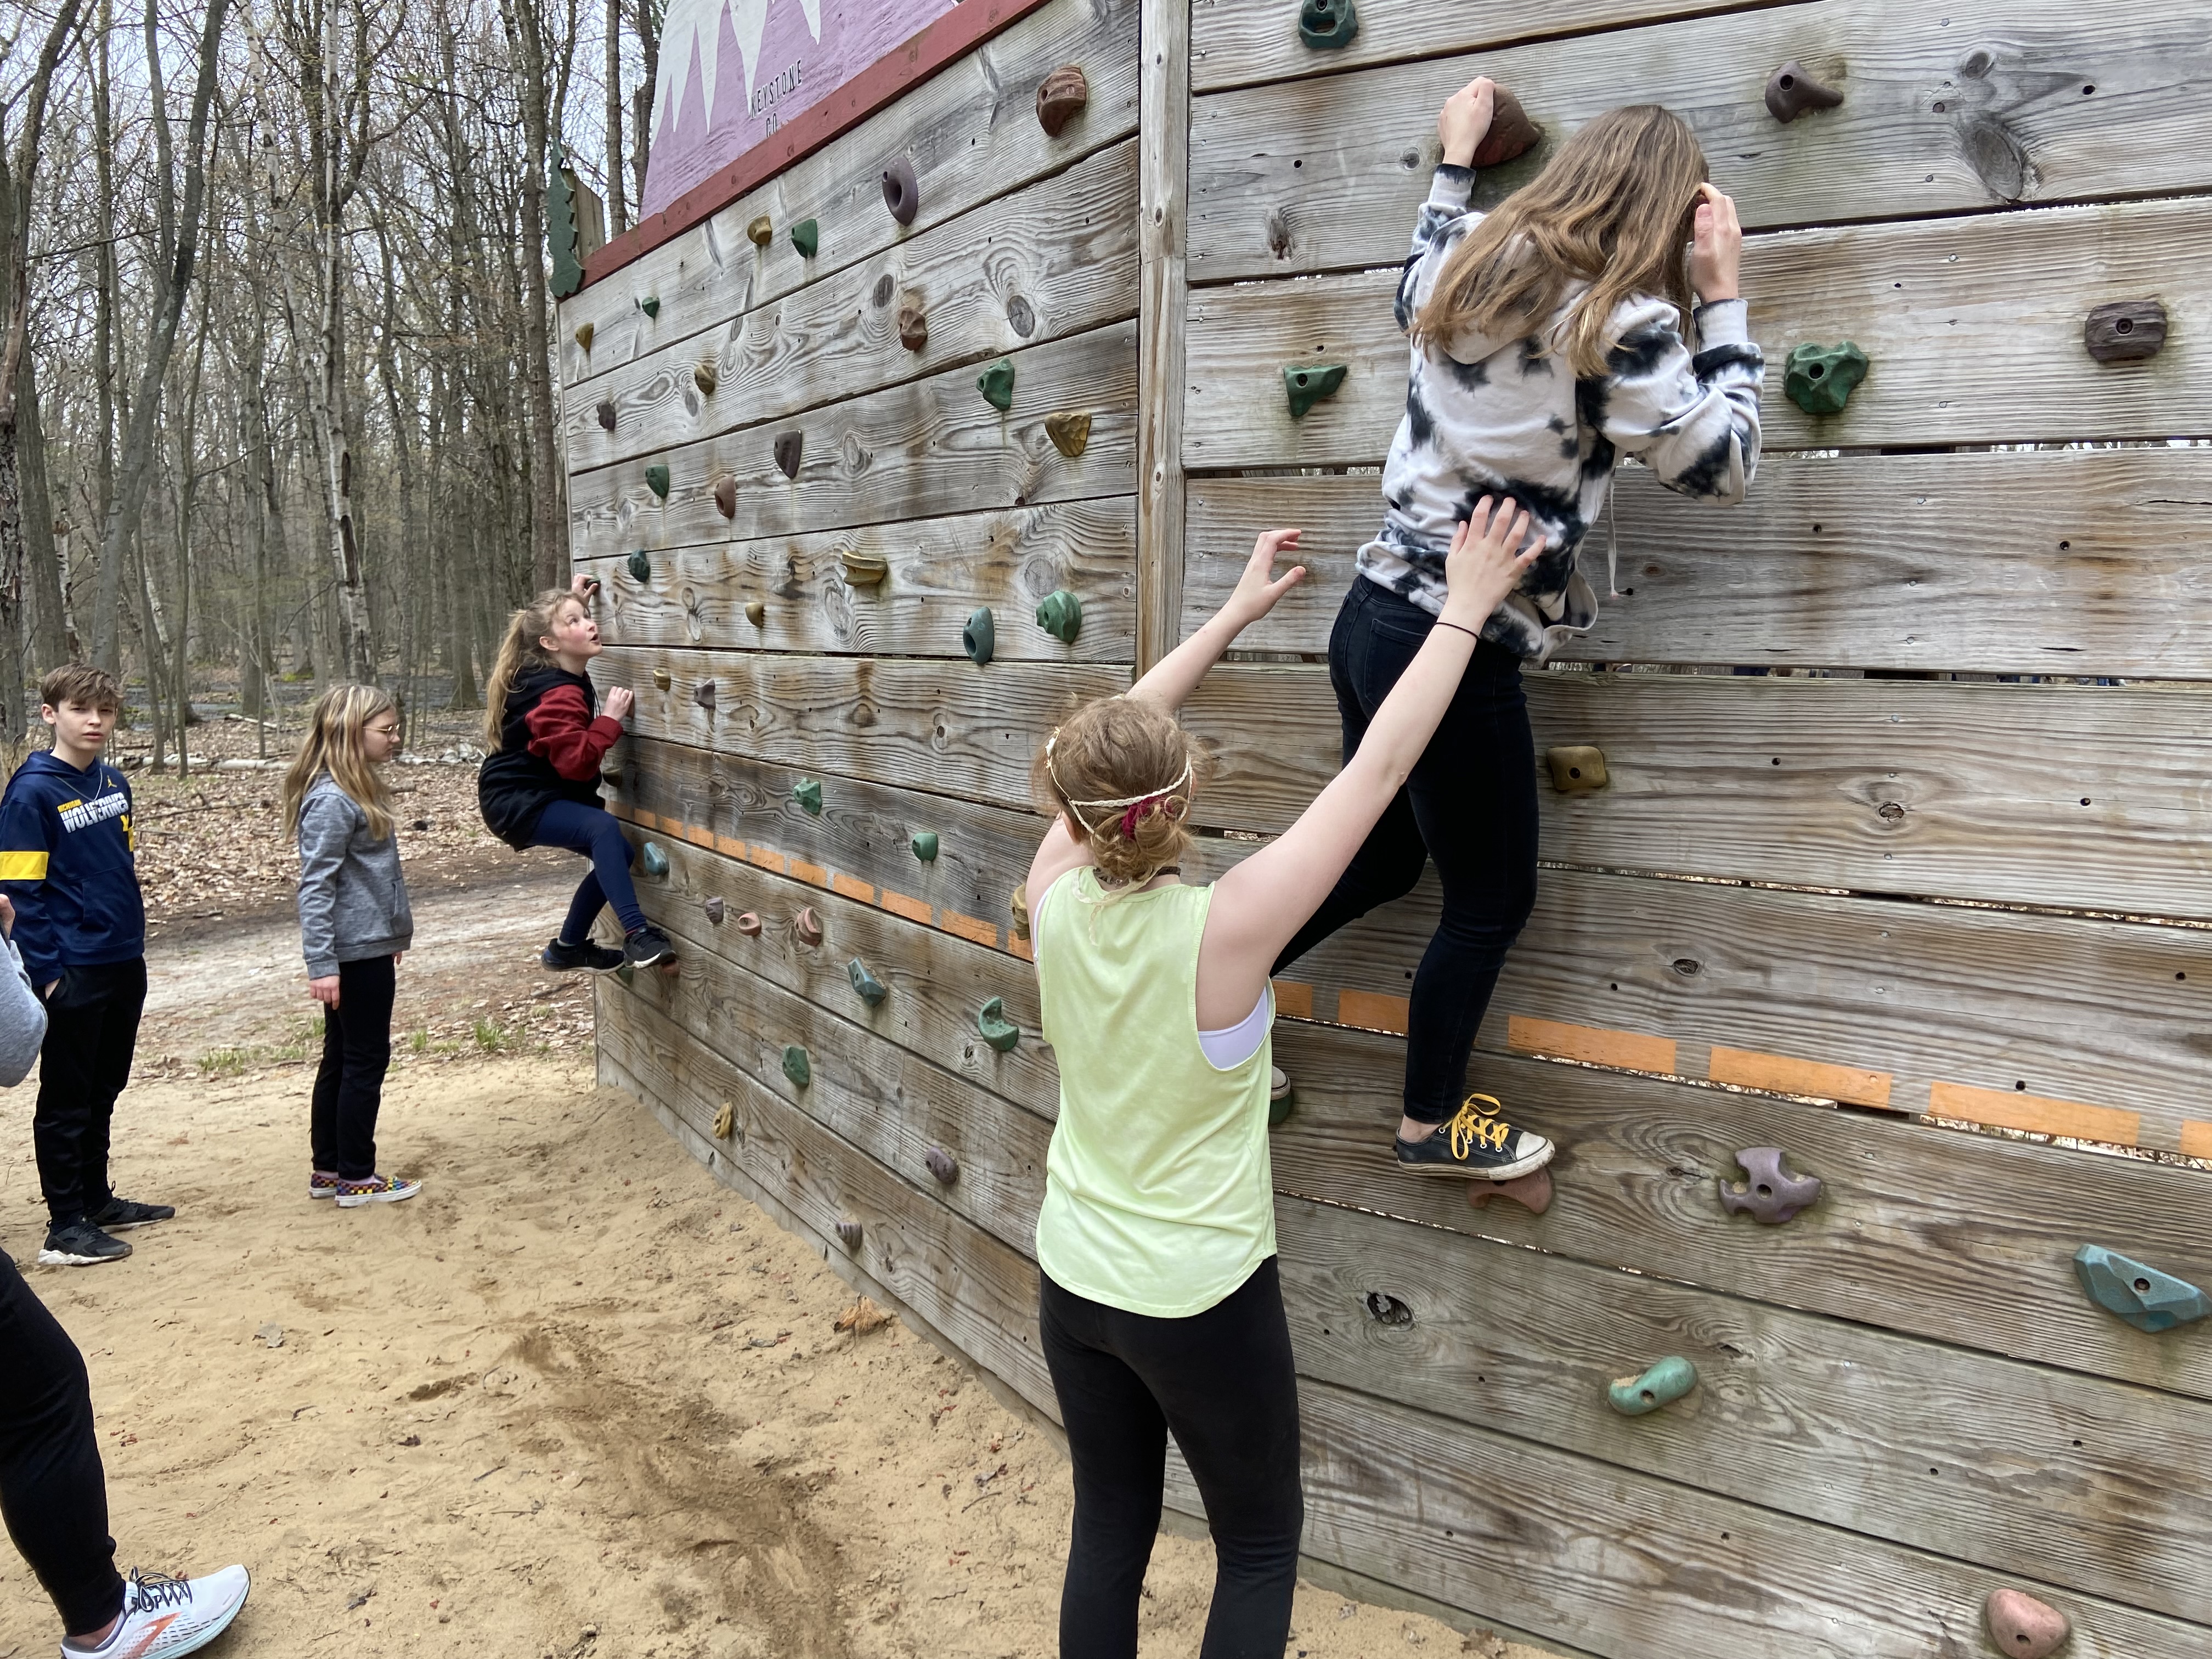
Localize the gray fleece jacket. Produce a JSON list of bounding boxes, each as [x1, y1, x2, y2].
[[296, 775, 414, 978], [0, 935, 47, 1086]]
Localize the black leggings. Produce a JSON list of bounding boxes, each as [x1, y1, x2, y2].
[[1040, 1258, 1303, 1659], [0, 1248, 123, 1637], [311, 954, 396, 1180], [1273, 578, 1539, 1124]]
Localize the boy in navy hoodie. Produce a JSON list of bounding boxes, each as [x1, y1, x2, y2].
[[0, 666, 169, 1267]]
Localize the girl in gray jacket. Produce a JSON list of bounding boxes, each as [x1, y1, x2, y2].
[[282, 686, 421, 1210]]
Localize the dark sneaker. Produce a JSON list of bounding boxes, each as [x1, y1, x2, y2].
[[89, 1195, 175, 1231], [335, 1173, 423, 1209], [624, 924, 676, 968], [60, 1564, 250, 1656], [541, 935, 625, 973], [1394, 1093, 1555, 1181], [38, 1220, 133, 1266]]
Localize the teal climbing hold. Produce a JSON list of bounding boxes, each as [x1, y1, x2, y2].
[[963, 607, 995, 666], [1297, 0, 1358, 49], [911, 831, 939, 862], [977, 997, 1021, 1053], [1784, 342, 1869, 416], [2074, 1245, 2208, 1333], [628, 549, 651, 582], [1607, 1356, 1697, 1417], [978, 358, 1015, 412], [793, 778, 823, 815], [782, 1045, 812, 1087], [645, 464, 670, 500], [1283, 363, 1348, 418], [639, 842, 670, 878], [847, 958, 888, 1006], [791, 219, 819, 258], [615, 960, 635, 986], [638, 294, 660, 319], [1035, 589, 1083, 646]]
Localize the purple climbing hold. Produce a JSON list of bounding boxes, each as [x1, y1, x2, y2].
[[1719, 1147, 1823, 1224]]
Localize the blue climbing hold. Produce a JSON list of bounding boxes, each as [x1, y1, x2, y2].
[[2074, 1245, 2208, 1333]]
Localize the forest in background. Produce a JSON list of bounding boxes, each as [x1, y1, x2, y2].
[[0, 0, 659, 766]]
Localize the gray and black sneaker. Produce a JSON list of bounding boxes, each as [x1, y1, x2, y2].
[[38, 1219, 133, 1266], [624, 924, 676, 968], [1394, 1094, 1555, 1181], [542, 935, 625, 973], [89, 1196, 175, 1231]]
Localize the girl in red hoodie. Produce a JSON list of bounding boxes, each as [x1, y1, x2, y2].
[[477, 577, 674, 970]]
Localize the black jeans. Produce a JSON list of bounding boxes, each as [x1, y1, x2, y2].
[[311, 954, 396, 1180], [1040, 1259, 1303, 1659], [33, 958, 148, 1227], [1273, 579, 1539, 1124], [0, 1247, 124, 1637]]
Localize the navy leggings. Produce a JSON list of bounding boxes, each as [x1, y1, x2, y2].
[[529, 799, 647, 941]]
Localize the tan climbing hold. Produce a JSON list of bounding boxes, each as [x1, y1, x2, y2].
[[1546, 746, 1607, 793], [794, 906, 823, 946], [841, 550, 889, 587], [744, 600, 766, 628], [712, 1101, 735, 1139], [1983, 1589, 2070, 1658], [1044, 412, 1091, 459], [694, 362, 718, 396], [573, 322, 594, 352], [747, 214, 772, 246], [652, 668, 672, 690], [1009, 884, 1031, 941]]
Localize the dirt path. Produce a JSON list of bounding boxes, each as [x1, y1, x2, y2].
[[0, 878, 1545, 1659]]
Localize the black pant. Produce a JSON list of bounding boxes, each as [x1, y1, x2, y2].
[[1040, 1259, 1303, 1659], [1273, 579, 1539, 1124], [311, 954, 395, 1180], [0, 1247, 124, 1637], [33, 958, 148, 1228]]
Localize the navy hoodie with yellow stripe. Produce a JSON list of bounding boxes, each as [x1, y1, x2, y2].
[[0, 751, 145, 984]]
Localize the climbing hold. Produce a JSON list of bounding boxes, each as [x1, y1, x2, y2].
[[963, 607, 996, 666], [898, 303, 929, 352], [1472, 88, 1543, 169], [793, 907, 823, 946], [847, 958, 888, 1006], [911, 831, 939, 862], [645, 464, 670, 500], [1283, 363, 1348, 418], [1009, 884, 1030, 940], [774, 432, 803, 479], [714, 475, 736, 518], [790, 219, 819, 258], [840, 550, 889, 588], [1984, 1589, 2072, 1659], [1764, 60, 1845, 124], [628, 549, 652, 583], [1044, 412, 1091, 458], [712, 1100, 734, 1139], [1035, 589, 1084, 645], [782, 1045, 812, 1087], [693, 680, 716, 710], [925, 1147, 959, 1185], [704, 896, 726, 925], [793, 778, 823, 816], [694, 362, 718, 396], [834, 1217, 862, 1249], [652, 667, 672, 690], [736, 911, 763, 936], [1468, 1169, 1555, 1215], [639, 842, 670, 878], [1607, 1356, 1697, 1417], [574, 323, 594, 352], [978, 358, 1015, 413], [596, 399, 616, 431], [1784, 342, 1869, 415], [637, 294, 660, 319], [1268, 1066, 1296, 1127], [2083, 300, 2168, 363], [615, 960, 635, 985], [747, 214, 772, 246], [1035, 65, 1089, 137], [881, 157, 919, 225], [2074, 1244, 2207, 1333], [1720, 1148, 1823, 1224], [1545, 746, 1608, 793], [977, 997, 1021, 1053], [1297, 0, 1358, 50]]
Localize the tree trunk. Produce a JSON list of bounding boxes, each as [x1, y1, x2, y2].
[[501, 0, 567, 592], [603, 0, 627, 235]]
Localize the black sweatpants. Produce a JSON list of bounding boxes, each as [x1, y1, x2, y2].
[[0, 1246, 124, 1637], [311, 954, 396, 1181], [33, 958, 148, 1228], [1040, 1258, 1304, 1659]]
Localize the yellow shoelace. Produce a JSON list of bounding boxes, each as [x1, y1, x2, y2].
[[1447, 1094, 1514, 1161]]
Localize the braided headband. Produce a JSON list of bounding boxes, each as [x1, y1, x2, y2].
[[1046, 730, 1193, 837]]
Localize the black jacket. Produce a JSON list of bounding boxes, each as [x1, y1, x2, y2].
[[477, 667, 623, 849]]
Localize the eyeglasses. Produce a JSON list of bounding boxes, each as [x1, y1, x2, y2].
[[368, 724, 402, 738]]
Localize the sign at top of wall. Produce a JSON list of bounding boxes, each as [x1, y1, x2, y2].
[[641, 0, 960, 218]]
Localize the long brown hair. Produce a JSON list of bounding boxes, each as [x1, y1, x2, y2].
[[1035, 696, 1210, 893], [1414, 105, 1708, 379], [484, 587, 586, 750], [281, 684, 399, 841]]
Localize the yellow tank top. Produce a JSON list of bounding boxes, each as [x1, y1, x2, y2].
[[1032, 867, 1275, 1318]]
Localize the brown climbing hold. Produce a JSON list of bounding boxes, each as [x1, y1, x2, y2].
[[925, 1147, 959, 1185], [1035, 65, 1088, 138], [652, 668, 672, 690], [898, 303, 929, 352], [774, 432, 803, 479], [747, 214, 772, 247], [1764, 60, 1845, 123], [714, 475, 737, 518], [1044, 412, 1092, 459], [735, 911, 763, 936], [2083, 300, 2167, 363], [595, 399, 616, 432], [1009, 884, 1031, 941], [694, 362, 718, 396], [1468, 1169, 1554, 1215], [881, 156, 920, 225], [794, 906, 823, 946], [834, 1218, 863, 1250], [573, 322, 594, 352], [712, 1101, 735, 1139], [1983, 1589, 2070, 1659], [1471, 87, 1542, 169], [693, 680, 716, 709], [1546, 746, 1609, 792], [744, 600, 766, 628], [841, 550, 889, 587]]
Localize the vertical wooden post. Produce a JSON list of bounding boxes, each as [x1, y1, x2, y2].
[[1136, 0, 1190, 672]]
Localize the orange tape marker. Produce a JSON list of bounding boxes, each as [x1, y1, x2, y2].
[[1508, 1015, 1676, 1075], [1928, 1081, 2140, 1147], [1709, 1046, 1894, 1109]]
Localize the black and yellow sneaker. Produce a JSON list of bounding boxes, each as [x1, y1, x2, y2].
[[1393, 1093, 1555, 1180]]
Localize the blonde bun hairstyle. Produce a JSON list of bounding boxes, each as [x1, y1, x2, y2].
[[1036, 695, 1210, 890]]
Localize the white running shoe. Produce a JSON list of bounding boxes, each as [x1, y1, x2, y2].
[[61, 1565, 250, 1657], [334, 1173, 422, 1209]]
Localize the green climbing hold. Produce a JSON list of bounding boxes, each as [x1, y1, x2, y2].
[[911, 831, 939, 862], [1297, 0, 1358, 50], [2074, 1244, 2209, 1333], [978, 358, 1015, 413], [1283, 363, 1348, 419], [615, 959, 635, 985], [977, 996, 1022, 1053], [1784, 342, 1869, 416], [847, 958, 888, 1006], [1035, 589, 1083, 646], [645, 464, 670, 500], [638, 294, 660, 320], [639, 842, 670, 878], [628, 549, 651, 582], [793, 778, 823, 815], [782, 1045, 812, 1087], [1607, 1356, 1697, 1417], [791, 219, 819, 258], [963, 607, 995, 666]]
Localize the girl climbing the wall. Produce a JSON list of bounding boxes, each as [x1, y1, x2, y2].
[[1272, 79, 1765, 1181], [1023, 502, 1539, 1659], [284, 685, 421, 1209], [477, 576, 675, 972]]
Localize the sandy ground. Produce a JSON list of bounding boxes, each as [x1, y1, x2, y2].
[[0, 872, 1551, 1659]]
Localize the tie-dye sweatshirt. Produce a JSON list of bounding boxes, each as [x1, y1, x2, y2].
[[1357, 165, 1765, 660]]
